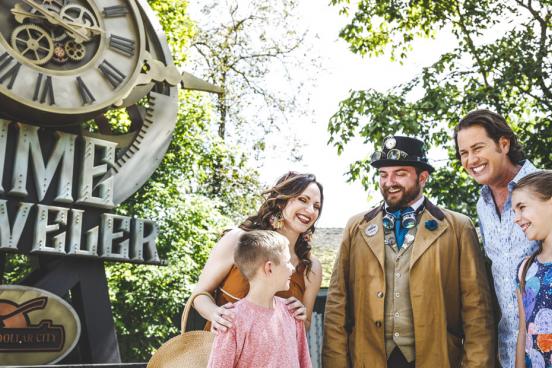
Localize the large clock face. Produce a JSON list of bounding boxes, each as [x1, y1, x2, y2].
[[0, 0, 145, 125]]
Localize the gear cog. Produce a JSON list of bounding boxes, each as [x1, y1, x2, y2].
[[11, 24, 54, 65], [60, 4, 98, 40], [52, 42, 68, 63], [65, 40, 86, 61]]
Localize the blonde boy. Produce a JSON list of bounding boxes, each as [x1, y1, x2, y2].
[[207, 230, 312, 368]]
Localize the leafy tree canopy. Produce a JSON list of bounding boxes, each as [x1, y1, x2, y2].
[[329, 0, 552, 215]]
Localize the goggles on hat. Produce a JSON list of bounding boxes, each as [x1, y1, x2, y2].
[[371, 149, 409, 163]]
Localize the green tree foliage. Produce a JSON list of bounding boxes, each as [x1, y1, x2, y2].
[[111, 91, 260, 360], [328, 0, 552, 216]]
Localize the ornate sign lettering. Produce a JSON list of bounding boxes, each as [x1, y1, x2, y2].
[[0, 120, 161, 264]]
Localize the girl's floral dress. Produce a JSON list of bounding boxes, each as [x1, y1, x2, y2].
[[517, 258, 552, 368]]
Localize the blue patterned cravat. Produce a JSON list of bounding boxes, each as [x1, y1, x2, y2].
[[392, 207, 413, 249]]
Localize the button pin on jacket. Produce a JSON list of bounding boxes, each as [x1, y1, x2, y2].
[[365, 224, 378, 237]]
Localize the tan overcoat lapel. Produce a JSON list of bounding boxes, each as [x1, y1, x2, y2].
[[409, 209, 448, 267], [358, 211, 385, 272]]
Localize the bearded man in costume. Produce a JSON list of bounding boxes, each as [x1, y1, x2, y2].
[[323, 136, 495, 368]]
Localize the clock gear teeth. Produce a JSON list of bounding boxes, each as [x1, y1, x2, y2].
[[11, 24, 54, 65], [52, 42, 68, 63], [64, 40, 86, 61], [60, 4, 99, 40], [28, 1, 63, 20], [38, 0, 63, 13]]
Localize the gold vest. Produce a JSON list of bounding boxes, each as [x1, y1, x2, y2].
[[383, 224, 417, 362]]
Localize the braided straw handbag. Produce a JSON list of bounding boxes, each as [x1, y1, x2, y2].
[[147, 292, 216, 368]]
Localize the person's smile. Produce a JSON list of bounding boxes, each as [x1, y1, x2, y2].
[[296, 213, 313, 225]]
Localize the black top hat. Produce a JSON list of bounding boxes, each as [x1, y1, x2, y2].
[[370, 136, 434, 173]]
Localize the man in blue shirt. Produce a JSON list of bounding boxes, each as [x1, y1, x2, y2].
[[454, 109, 539, 368]]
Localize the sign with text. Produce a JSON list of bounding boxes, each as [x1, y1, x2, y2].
[[0, 120, 161, 264], [0, 285, 81, 365]]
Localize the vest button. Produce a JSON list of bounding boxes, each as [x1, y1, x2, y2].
[[375, 321, 382, 328], [377, 291, 384, 298]]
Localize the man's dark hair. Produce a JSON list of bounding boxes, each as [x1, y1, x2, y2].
[[454, 109, 525, 164]]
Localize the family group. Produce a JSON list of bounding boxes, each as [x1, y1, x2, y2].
[[191, 109, 552, 368]]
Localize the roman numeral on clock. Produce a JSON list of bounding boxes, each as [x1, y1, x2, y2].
[[76, 77, 95, 105], [0, 52, 21, 90], [103, 5, 129, 17], [98, 60, 126, 88], [109, 35, 135, 57], [33, 73, 55, 105]]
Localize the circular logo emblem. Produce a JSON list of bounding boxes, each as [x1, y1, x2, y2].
[[384, 137, 396, 149], [365, 224, 379, 237], [0, 285, 81, 365]]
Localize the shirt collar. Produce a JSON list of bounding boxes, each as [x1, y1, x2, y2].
[[481, 160, 537, 204]]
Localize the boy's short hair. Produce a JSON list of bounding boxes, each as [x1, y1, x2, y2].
[[235, 230, 289, 280]]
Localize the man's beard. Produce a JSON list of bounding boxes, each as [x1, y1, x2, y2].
[[382, 180, 422, 211]]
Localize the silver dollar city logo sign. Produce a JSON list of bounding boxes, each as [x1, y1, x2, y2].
[[0, 285, 81, 365]]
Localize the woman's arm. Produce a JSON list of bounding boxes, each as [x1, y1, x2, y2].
[[192, 228, 243, 332], [300, 256, 323, 330], [515, 289, 527, 368]]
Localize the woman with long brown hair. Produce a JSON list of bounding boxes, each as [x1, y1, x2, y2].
[[512, 170, 552, 368], [192, 172, 324, 332]]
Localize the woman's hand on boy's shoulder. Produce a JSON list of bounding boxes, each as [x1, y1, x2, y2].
[[211, 302, 236, 335], [285, 297, 307, 321]]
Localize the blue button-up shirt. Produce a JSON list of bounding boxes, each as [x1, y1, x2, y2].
[[477, 160, 539, 368]]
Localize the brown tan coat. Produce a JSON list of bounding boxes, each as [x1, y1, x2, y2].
[[323, 201, 495, 368]]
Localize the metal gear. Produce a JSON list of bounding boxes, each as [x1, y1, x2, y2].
[[52, 42, 68, 63], [40, 0, 64, 11], [10, 24, 54, 65], [25, 0, 68, 42], [64, 40, 86, 61], [29, 0, 63, 17], [60, 4, 98, 40]]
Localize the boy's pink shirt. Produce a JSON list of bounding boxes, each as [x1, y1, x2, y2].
[[207, 296, 312, 368]]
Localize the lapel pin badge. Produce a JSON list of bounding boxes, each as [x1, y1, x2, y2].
[[365, 224, 378, 237], [425, 219, 438, 231]]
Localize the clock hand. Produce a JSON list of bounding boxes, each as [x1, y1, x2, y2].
[[19, 0, 90, 43], [12, 6, 104, 37]]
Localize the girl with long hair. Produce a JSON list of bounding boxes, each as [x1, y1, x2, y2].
[[192, 171, 324, 333], [512, 170, 552, 368]]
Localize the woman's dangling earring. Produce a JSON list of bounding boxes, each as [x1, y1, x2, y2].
[[270, 213, 284, 230], [302, 228, 313, 242]]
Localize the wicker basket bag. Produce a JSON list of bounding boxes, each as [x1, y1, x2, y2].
[[147, 292, 215, 368]]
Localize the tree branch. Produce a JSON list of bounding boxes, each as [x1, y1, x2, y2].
[[515, 0, 552, 101], [454, 2, 503, 112]]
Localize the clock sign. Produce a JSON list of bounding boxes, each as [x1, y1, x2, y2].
[[0, 0, 146, 125], [0, 0, 223, 364]]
